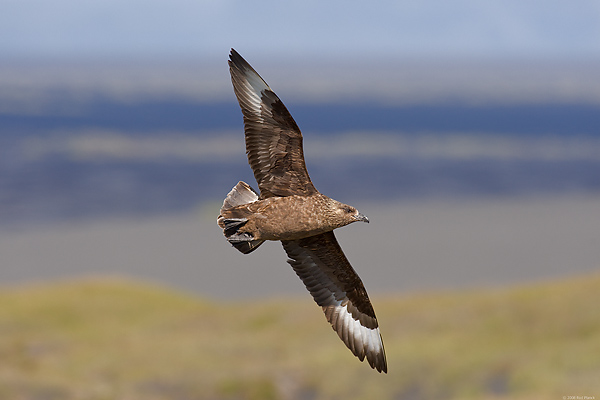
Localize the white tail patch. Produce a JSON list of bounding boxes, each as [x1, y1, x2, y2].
[[220, 181, 259, 212]]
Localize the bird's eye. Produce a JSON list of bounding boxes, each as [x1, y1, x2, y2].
[[343, 207, 353, 214]]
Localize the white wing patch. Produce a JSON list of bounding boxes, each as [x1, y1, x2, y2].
[[229, 51, 270, 123], [326, 303, 385, 363], [282, 233, 387, 373]]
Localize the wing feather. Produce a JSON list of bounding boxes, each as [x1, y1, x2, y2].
[[228, 49, 317, 198], [282, 231, 387, 373]]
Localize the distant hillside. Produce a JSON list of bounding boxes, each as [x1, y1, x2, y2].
[[1, 273, 598, 399], [3, 100, 600, 136]]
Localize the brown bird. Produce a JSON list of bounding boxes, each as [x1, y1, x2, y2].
[[217, 49, 387, 373]]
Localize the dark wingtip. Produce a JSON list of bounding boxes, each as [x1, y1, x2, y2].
[[367, 351, 387, 373], [229, 48, 249, 71], [376, 353, 388, 373], [368, 340, 387, 373]]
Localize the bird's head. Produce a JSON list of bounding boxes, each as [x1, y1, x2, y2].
[[328, 199, 369, 227]]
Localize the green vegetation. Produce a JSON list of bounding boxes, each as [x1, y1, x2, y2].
[[0, 273, 599, 400]]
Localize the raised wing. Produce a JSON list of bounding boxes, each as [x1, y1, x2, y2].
[[282, 231, 387, 373], [228, 49, 317, 198]]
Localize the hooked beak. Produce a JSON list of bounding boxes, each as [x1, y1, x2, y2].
[[354, 212, 369, 223]]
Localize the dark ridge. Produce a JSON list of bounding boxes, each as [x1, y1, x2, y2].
[[2, 99, 600, 136]]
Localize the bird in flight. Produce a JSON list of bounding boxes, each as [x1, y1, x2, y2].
[[217, 49, 387, 373]]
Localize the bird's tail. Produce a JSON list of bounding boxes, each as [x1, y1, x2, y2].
[[217, 181, 265, 254]]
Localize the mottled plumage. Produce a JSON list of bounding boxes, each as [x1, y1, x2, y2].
[[217, 49, 387, 373]]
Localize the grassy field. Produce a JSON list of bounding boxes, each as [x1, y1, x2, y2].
[[0, 273, 598, 400]]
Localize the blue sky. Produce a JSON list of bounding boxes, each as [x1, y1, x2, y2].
[[2, 0, 600, 60]]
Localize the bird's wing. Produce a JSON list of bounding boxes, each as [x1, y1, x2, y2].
[[281, 231, 387, 373], [228, 49, 317, 198]]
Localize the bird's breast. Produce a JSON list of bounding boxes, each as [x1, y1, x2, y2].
[[251, 195, 333, 241]]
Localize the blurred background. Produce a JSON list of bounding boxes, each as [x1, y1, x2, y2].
[[2, 0, 599, 293], [1, 1, 600, 398]]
